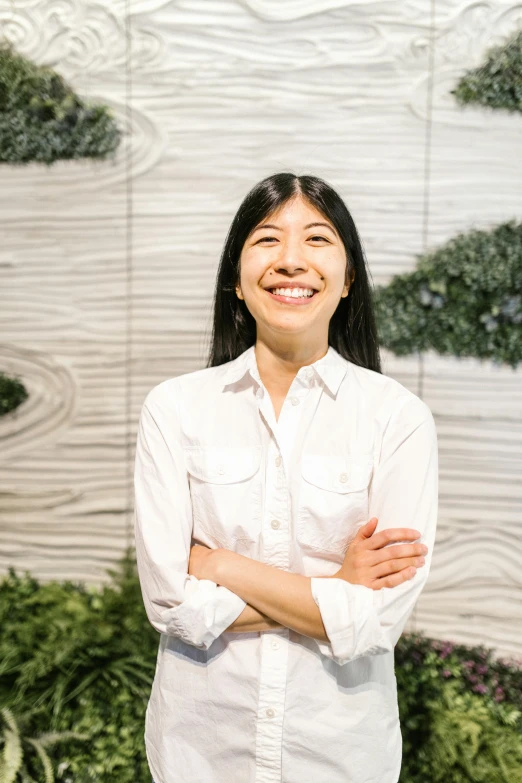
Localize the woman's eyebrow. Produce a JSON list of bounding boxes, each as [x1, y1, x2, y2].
[[251, 221, 337, 235]]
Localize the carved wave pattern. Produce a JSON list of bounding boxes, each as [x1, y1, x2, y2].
[[0, 0, 521, 656]]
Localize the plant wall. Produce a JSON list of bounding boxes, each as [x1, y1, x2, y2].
[[0, 372, 28, 417], [0, 40, 121, 165], [375, 27, 522, 368]]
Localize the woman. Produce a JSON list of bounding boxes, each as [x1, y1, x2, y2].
[[134, 172, 438, 783]]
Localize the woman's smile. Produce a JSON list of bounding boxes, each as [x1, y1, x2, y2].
[[264, 287, 319, 305]]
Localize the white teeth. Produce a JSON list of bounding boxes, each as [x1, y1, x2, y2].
[[270, 287, 314, 298]]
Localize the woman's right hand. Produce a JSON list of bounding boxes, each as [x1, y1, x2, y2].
[[332, 517, 429, 590]]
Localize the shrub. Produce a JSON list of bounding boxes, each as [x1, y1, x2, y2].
[[0, 552, 520, 782], [0, 40, 121, 165], [451, 27, 522, 115], [374, 220, 522, 368], [0, 372, 28, 417]]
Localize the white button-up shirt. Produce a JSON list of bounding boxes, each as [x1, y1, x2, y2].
[[134, 344, 439, 783]]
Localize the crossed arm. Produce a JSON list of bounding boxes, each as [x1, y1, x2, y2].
[[136, 392, 438, 660], [190, 546, 332, 641]]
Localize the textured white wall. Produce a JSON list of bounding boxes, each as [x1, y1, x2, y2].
[[0, 0, 521, 658]]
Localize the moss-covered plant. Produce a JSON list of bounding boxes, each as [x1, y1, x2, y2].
[[0, 40, 121, 165], [374, 220, 522, 368], [451, 27, 522, 115], [0, 372, 28, 417], [0, 551, 520, 782]]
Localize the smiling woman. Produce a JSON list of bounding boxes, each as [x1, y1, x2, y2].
[[211, 173, 380, 378], [134, 172, 438, 783]]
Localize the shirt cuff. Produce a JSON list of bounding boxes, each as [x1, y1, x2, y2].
[[162, 576, 247, 649], [310, 577, 391, 664]]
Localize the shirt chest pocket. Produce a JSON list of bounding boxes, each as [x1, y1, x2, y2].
[[185, 446, 263, 547], [297, 454, 374, 555]]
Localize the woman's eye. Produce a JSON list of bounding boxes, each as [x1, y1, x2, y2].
[[257, 235, 329, 243]]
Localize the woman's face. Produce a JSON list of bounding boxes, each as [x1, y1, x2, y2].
[[236, 195, 352, 345]]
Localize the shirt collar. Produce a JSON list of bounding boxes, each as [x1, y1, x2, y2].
[[220, 344, 349, 397]]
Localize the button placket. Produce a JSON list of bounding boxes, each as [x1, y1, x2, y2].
[[264, 432, 288, 545], [255, 631, 289, 779]]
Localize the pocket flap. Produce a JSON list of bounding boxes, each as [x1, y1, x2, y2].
[[301, 454, 373, 493], [185, 446, 262, 484]]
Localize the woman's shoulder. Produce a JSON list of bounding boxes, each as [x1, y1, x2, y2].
[[347, 361, 434, 426], [141, 362, 231, 412]]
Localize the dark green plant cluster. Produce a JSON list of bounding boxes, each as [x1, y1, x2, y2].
[[0, 552, 521, 782], [0, 372, 28, 417], [396, 634, 522, 783], [0, 550, 157, 782], [374, 219, 522, 368], [0, 40, 121, 165], [451, 27, 522, 114]]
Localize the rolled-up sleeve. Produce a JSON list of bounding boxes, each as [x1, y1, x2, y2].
[[310, 394, 438, 665], [133, 385, 247, 649]]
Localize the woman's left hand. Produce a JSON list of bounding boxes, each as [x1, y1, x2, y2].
[[188, 541, 219, 581]]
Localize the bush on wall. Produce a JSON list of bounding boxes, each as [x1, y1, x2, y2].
[[374, 220, 522, 369], [451, 27, 522, 114], [0, 372, 28, 417], [0, 552, 520, 783], [375, 29, 522, 368], [0, 40, 121, 165]]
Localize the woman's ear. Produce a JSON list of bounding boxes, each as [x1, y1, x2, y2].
[[342, 267, 355, 297]]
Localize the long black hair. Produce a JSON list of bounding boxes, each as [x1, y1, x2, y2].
[[207, 172, 382, 374]]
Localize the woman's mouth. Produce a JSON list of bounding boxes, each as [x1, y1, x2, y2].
[[264, 287, 319, 305]]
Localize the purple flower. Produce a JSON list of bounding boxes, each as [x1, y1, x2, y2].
[[468, 674, 478, 684], [476, 664, 489, 675], [438, 642, 454, 660], [442, 669, 452, 678], [462, 660, 475, 669], [472, 684, 488, 695], [494, 687, 505, 702]]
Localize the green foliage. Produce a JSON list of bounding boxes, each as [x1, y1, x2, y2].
[[451, 28, 522, 114], [374, 220, 522, 368], [0, 373, 28, 417], [0, 550, 158, 782], [0, 40, 121, 165], [1, 554, 521, 782], [395, 634, 522, 782], [0, 707, 87, 783]]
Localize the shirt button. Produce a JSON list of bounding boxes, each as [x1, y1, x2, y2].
[[339, 472, 348, 482], [271, 639, 280, 650], [275, 455, 282, 467], [217, 465, 226, 475], [290, 396, 300, 405], [271, 519, 280, 529], [266, 708, 275, 718]]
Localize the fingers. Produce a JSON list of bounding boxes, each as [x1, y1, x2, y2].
[[371, 555, 425, 580], [372, 542, 428, 561], [371, 566, 418, 590], [357, 517, 379, 539], [362, 522, 423, 551]]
